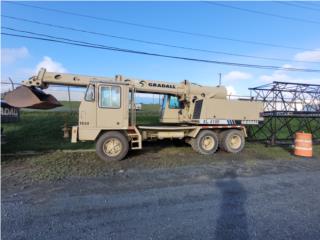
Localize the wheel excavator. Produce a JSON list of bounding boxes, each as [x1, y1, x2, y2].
[[5, 68, 263, 161]]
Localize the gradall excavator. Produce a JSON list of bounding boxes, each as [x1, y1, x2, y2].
[[5, 68, 263, 161]]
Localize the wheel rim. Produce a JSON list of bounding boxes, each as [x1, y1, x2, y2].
[[201, 136, 215, 151], [229, 135, 241, 149], [103, 138, 122, 157]]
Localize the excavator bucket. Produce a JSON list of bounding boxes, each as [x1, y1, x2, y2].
[[4, 86, 62, 109]]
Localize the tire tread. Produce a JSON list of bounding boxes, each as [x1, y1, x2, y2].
[[96, 131, 129, 161]]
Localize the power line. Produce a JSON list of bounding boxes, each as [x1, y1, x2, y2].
[[3, 27, 114, 49], [4, 1, 314, 51], [276, 1, 320, 12], [2, 29, 320, 73], [306, 2, 320, 6], [4, 27, 320, 73], [295, 1, 320, 10], [0, 82, 22, 86], [206, 1, 320, 25], [3, 15, 319, 64]]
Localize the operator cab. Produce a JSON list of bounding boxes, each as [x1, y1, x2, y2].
[[160, 95, 184, 123], [79, 82, 129, 133]]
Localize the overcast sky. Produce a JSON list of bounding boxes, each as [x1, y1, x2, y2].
[[2, 1, 320, 100]]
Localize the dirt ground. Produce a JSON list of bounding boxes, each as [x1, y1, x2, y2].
[[2, 142, 320, 240], [2, 141, 319, 189]]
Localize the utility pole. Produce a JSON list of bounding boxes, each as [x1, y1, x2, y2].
[[218, 73, 222, 86], [8, 77, 15, 90]]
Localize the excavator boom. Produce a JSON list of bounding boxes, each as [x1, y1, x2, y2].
[[4, 68, 227, 109], [4, 68, 97, 109]]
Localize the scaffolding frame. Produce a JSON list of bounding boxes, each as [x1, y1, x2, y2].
[[248, 81, 320, 144]]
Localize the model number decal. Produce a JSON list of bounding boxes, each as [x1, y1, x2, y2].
[[199, 119, 259, 125], [199, 119, 229, 124]]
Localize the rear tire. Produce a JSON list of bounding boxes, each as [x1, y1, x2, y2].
[[96, 131, 129, 161], [220, 129, 245, 153], [192, 130, 219, 155]]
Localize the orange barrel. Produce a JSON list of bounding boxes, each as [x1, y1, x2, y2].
[[294, 132, 312, 157]]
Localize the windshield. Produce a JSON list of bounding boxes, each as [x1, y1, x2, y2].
[[169, 96, 181, 109]]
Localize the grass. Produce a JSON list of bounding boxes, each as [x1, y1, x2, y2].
[[1, 104, 160, 153], [248, 117, 320, 140], [2, 103, 319, 155], [136, 105, 160, 125], [2, 103, 319, 182], [2, 111, 94, 153], [22, 101, 81, 112]]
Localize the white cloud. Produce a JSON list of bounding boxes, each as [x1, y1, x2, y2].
[[35, 56, 67, 73], [224, 71, 252, 81], [259, 72, 290, 82], [226, 85, 237, 96], [281, 64, 293, 69], [259, 62, 320, 85], [259, 71, 320, 85], [1, 56, 68, 85], [1, 47, 29, 64], [294, 49, 320, 62]]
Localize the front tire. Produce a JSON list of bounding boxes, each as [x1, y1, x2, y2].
[[96, 131, 129, 161], [192, 130, 219, 155]]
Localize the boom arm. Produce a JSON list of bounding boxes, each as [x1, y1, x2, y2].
[[24, 68, 110, 88], [24, 68, 184, 95], [5, 68, 227, 109], [24, 68, 227, 97]]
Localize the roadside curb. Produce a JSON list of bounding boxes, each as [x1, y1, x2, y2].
[[61, 149, 95, 153], [2, 149, 95, 157]]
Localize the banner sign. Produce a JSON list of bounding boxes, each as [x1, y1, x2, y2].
[[1, 101, 20, 123]]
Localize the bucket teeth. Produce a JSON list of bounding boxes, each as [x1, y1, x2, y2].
[[4, 86, 62, 109]]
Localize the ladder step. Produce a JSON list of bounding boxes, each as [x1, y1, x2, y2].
[[128, 127, 142, 150]]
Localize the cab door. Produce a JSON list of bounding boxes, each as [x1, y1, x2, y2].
[[79, 83, 97, 128], [160, 95, 182, 123], [97, 84, 128, 129]]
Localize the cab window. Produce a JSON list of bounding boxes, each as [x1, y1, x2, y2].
[[161, 95, 168, 110], [84, 84, 95, 101], [169, 96, 181, 109], [99, 85, 121, 108]]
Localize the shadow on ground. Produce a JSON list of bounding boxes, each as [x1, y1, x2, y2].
[[215, 169, 249, 240]]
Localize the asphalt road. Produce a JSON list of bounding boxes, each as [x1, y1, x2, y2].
[[2, 162, 320, 240]]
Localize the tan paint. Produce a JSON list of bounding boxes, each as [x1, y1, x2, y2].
[[96, 84, 129, 129], [6, 68, 262, 150], [157, 131, 185, 139], [71, 126, 78, 143], [78, 128, 101, 141], [200, 99, 263, 121]]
